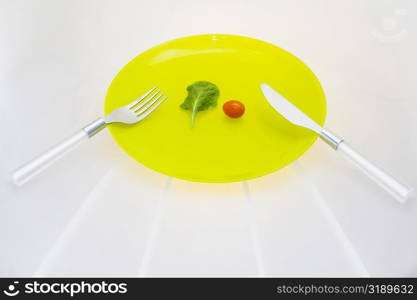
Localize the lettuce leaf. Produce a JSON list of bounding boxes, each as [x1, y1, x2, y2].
[[180, 81, 219, 127]]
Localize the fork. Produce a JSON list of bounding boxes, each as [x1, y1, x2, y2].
[[13, 87, 167, 186]]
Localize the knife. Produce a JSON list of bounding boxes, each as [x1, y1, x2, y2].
[[261, 83, 413, 203]]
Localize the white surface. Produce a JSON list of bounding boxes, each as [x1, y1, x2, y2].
[[1, 0, 416, 277]]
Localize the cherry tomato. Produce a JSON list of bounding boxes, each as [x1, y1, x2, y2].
[[223, 100, 245, 118]]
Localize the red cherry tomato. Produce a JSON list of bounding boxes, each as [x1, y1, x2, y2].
[[223, 100, 245, 118]]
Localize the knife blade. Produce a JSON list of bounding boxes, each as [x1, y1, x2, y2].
[[260, 83, 341, 149], [260, 83, 323, 134]]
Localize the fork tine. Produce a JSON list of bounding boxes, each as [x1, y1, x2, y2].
[[134, 93, 163, 113], [136, 96, 167, 119], [127, 86, 157, 109], [133, 90, 161, 112]]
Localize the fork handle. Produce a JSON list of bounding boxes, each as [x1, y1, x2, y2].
[[12, 118, 107, 186]]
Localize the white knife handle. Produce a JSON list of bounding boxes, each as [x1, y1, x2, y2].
[[337, 141, 413, 203], [12, 130, 88, 186]]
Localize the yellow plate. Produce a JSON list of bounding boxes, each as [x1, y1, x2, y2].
[[104, 34, 326, 182]]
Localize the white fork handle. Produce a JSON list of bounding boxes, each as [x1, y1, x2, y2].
[[12, 130, 88, 186], [12, 117, 107, 186], [337, 141, 413, 203]]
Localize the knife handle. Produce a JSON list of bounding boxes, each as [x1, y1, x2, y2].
[[336, 140, 413, 203]]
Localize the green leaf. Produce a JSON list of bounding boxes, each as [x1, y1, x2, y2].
[[180, 81, 219, 127]]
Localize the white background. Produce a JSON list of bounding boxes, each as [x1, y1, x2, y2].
[[0, 0, 416, 277]]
